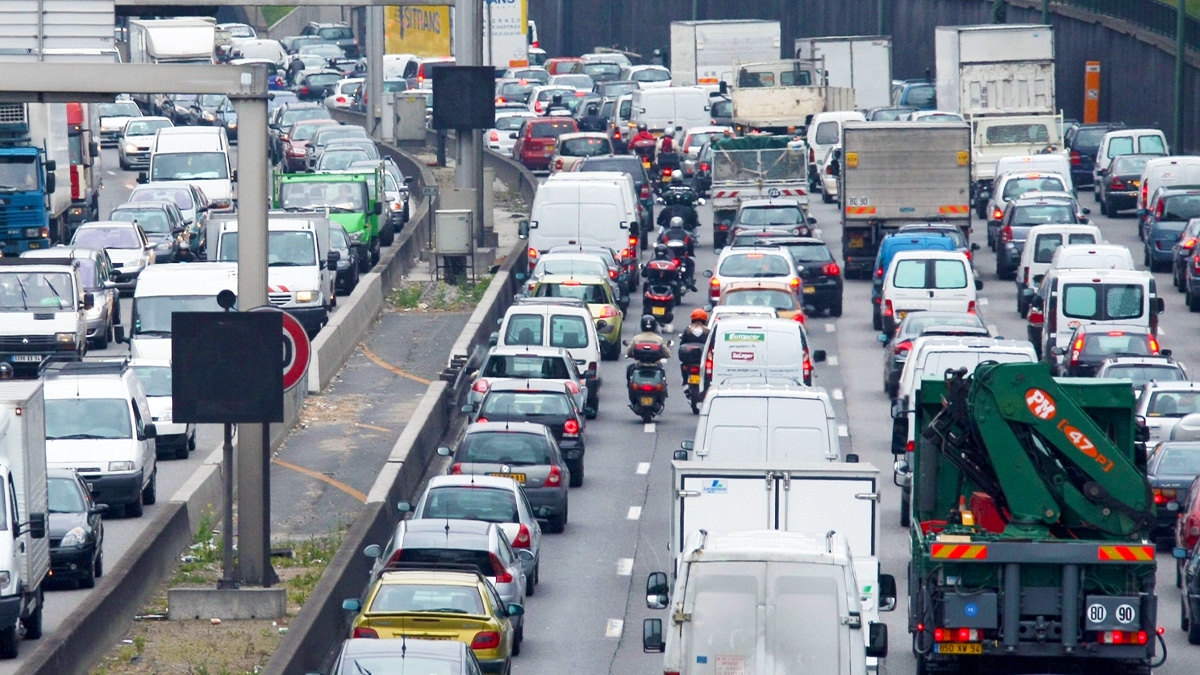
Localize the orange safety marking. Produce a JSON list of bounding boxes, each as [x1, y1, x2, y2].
[[938, 205, 970, 214], [1097, 545, 1154, 562], [930, 543, 988, 559]]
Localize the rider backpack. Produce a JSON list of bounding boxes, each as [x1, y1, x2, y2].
[[660, 136, 674, 153]]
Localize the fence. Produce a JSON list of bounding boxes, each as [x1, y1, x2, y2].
[[1052, 1, 1200, 48]]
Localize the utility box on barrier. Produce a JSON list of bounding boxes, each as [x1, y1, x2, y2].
[[435, 208, 473, 282], [394, 92, 428, 142]]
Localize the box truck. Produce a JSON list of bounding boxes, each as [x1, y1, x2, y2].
[[670, 20, 781, 88], [795, 36, 894, 110]]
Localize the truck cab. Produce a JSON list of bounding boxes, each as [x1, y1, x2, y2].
[[0, 103, 66, 256], [0, 259, 92, 377], [274, 170, 383, 273]]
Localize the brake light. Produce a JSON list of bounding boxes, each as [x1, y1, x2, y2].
[[875, 266, 883, 279], [662, 168, 672, 180], [471, 631, 502, 650], [1028, 306, 1043, 325], [490, 554, 513, 583], [1070, 336, 1084, 366], [1156, 201, 1165, 219], [629, 235, 639, 249], [512, 523, 532, 548], [472, 378, 490, 393], [700, 161, 709, 172], [991, 207, 1003, 221], [555, 158, 563, 170], [640, 184, 650, 199], [803, 353, 813, 380], [967, 300, 977, 315], [883, 299, 893, 317], [1142, 182, 1149, 208], [300, 86, 309, 95], [965, 248, 972, 261], [614, 129, 622, 140], [1149, 336, 1160, 354], [495, 97, 506, 104], [336, 96, 346, 104], [1194, 255, 1200, 274], [895, 339, 913, 356], [534, 101, 544, 112], [792, 312, 806, 324], [809, 147, 815, 163], [1098, 630, 1148, 646], [564, 418, 580, 435], [450, 463, 462, 474], [906, 440, 915, 453], [705, 349, 713, 378], [1001, 225, 1013, 242], [710, 276, 721, 298], [476, 417, 488, 423], [822, 262, 840, 276], [1023, 267, 1030, 285], [353, 627, 379, 638], [544, 464, 563, 487], [1070, 150, 1081, 165], [609, 268, 618, 279], [1110, 177, 1126, 191], [1185, 238, 1199, 250], [789, 277, 800, 290]]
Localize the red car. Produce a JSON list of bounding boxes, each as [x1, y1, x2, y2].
[[282, 119, 339, 173], [512, 118, 578, 172], [1177, 477, 1200, 586]]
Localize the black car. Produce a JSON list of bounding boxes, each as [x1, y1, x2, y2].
[[768, 237, 844, 317], [1173, 217, 1200, 292], [878, 311, 989, 397], [468, 379, 586, 485], [576, 155, 654, 237], [1064, 122, 1124, 188], [306, 125, 371, 170], [47, 468, 106, 588], [1147, 441, 1200, 543], [301, 21, 358, 59], [160, 93, 197, 126], [330, 222, 359, 295], [1142, 187, 1200, 268], [594, 80, 639, 99], [108, 201, 189, 263], [1097, 153, 1154, 218], [188, 94, 229, 127], [996, 196, 1088, 279], [293, 69, 343, 102], [1054, 324, 1161, 377]]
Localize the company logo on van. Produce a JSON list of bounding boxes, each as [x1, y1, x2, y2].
[[724, 332, 765, 343], [703, 480, 727, 494], [730, 351, 756, 362]]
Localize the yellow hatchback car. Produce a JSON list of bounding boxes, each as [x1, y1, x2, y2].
[[531, 274, 623, 360], [344, 568, 524, 674]]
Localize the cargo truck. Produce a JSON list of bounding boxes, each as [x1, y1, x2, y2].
[[0, 103, 70, 255], [64, 102, 102, 239], [934, 25, 1065, 217], [708, 135, 809, 248], [0, 381, 49, 659], [386, 2, 531, 76], [728, 58, 856, 136], [795, 36, 893, 110], [838, 121, 973, 278], [669, 20, 782, 88], [127, 18, 216, 112], [900, 363, 1162, 674]]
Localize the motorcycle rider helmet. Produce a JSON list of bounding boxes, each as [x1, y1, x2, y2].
[[669, 216, 684, 229], [653, 243, 669, 259], [664, 128, 675, 137], [640, 315, 658, 333], [551, 93, 563, 104], [638, 122, 647, 131], [671, 169, 684, 183], [691, 308, 709, 323]]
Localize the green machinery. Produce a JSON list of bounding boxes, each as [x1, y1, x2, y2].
[[904, 361, 1161, 674]]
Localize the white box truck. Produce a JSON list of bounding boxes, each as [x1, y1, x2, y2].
[[729, 59, 856, 136], [127, 18, 216, 111], [670, 20, 781, 88], [795, 36, 894, 110], [0, 382, 49, 659]]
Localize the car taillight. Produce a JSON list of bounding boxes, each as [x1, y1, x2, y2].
[[1070, 150, 1081, 165], [564, 418, 580, 436], [967, 300, 977, 315], [609, 268, 618, 279], [555, 158, 563, 170], [895, 340, 912, 356], [1098, 630, 1148, 646], [1184, 238, 1198, 250], [875, 266, 883, 279], [489, 130, 499, 141], [792, 313, 806, 324], [471, 631, 502, 650], [640, 184, 650, 199], [622, 248, 634, 259], [472, 378, 489, 393], [491, 554, 513, 583], [789, 277, 800, 290], [1023, 267, 1030, 285], [1028, 306, 1043, 325], [1110, 177, 1126, 190], [534, 101, 544, 112], [614, 129, 622, 140], [803, 354, 813, 380], [705, 350, 713, 378], [336, 96, 346, 104], [700, 161, 709, 172], [1070, 337, 1084, 366], [598, 304, 617, 319], [906, 440, 915, 453], [1001, 225, 1013, 242], [544, 464, 563, 487], [822, 262, 840, 276], [662, 168, 672, 180], [476, 417, 488, 424], [1193, 255, 1200, 274], [1149, 336, 1160, 354], [964, 249, 972, 261], [512, 523, 532, 548], [710, 277, 721, 297], [808, 147, 815, 163], [353, 627, 379, 638], [991, 207, 1003, 221], [1142, 183, 1149, 207], [1156, 201, 1165, 219], [883, 299, 893, 317], [450, 463, 462, 474], [629, 235, 639, 249]]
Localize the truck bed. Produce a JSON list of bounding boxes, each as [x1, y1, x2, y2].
[[841, 122, 972, 222]]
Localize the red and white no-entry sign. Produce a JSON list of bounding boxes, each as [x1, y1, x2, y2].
[[251, 306, 311, 390]]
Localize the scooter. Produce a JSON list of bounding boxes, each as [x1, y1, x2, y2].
[[662, 238, 696, 292], [625, 339, 671, 423], [643, 282, 676, 326], [677, 341, 706, 414]]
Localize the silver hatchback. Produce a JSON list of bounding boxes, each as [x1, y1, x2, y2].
[[467, 345, 588, 411]]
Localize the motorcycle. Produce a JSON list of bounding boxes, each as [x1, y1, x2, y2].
[[643, 282, 677, 326], [661, 238, 696, 291], [677, 341, 706, 414], [625, 339, 672, 423], [631, 139, 656, 171]]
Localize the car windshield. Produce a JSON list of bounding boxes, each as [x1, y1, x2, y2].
[[722, 289, 797, 310], [219, 230, 316, 266], [480, 391, 571, 418], [719, 253, 792, 277], [281, 108, 331, 129], [74, 226, 141, 249], [1147, 392, 1200, 417], [368, 583, 485, 615], [553, 75, 593, 89], [1003, 176, 1066, 200], [482, 354, 572, 380], [0, 272, 75, 310], [535, 281, 608, 304], [559, 137, 609, 157], [150, 152, 229, 181], [632, 68, 670, 82], [279, 181, 366, 211], [315, 128, 368, 146], [1104, 365, 1185, 389], [1073, 127, 1112, 152], [133, 295, 229, 334], [46, 398, 131, 440], [419, 486, 519, 523], [130, 187, 195, 211], [738, 207, 803, 225], [871, 108, 914, 121], [124, 119, 172, 137], [460, 432, 553, 465], [317, 149, 371, 170], [1155, 446, 1200, 476], [130, 365, 172, 397], [47, 477, 86, 513], [197, 94, 226, 107], [582, 63, 621, 79], [111, 209, 172, 235], [97, 102, 140, 118], [1012, 204, 1077, 227], [289, 121, 335, 140]]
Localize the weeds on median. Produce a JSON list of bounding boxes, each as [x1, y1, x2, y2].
[[388, 275, 494, 311]]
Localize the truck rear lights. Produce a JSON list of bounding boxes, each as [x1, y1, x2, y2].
[[932, 627, 979, 642], [1097, 630, 1147, 645]]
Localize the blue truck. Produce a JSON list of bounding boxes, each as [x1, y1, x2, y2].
[[0, 103, 71, 256]]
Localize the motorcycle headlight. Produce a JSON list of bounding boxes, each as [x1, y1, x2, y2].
[[108, 461, 134, 472], [295, 290, 317, 303], [156, 241, 173, 251], [123, 142, 138, 154], [60, 526, 88, 548], [55, 332, 75, 345]]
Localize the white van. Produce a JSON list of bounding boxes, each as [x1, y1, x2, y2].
[[1014, 223, 1102, 314], [806, 110, 866, 187], [994, 153, 1074, 193], [1138, 156, 1200, 214], [1038, 268, 1162, 364], [679, 381, 840, 463], [629, 87, 711, 137], [880, 250, 981, 334], [1047, 242, 1135, 273], [701, 317, 825, 393], [126, 262, 239, 361], [144, 126, 235, 203], [1094, 128, 1169, 185], [521, 171, 638, 268], [210, 212, 335, 338], [494, 297, 603, 416]]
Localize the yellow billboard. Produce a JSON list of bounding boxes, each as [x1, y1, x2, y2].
[[385, 5, 452, 57]]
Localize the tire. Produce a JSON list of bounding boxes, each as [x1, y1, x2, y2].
[[900, 488, 911, 528], [21, 589, 42, 639], [119, 156, 129, 171], [1191, 608, 1200, 645], [125, 494, 144, 518], [143, 468, 157, 505], [872, 307, 882, 331], [1099, 198, 1108, 217], [1178, 560, 1184, 589], [175, 436, 190, 460], [512, 632, 521, 656], [380, 220, 395, 247], [1144, 247, 1151, 267], [370, 239, 381, 266], [80, 552, 97, 589], [188, 433, 197, 452], [358, 246, 371, 273], [546, 510, 566, 534], [525, 574, 534, 597], [94, 550, 104, 579], [568, 460, 584, 487], [0, 626, 17, 659], [1190, 290, 1200, 312], [829, 299, 843, 317], [822, 190, 833, 204], [92, 323, 109, 350]]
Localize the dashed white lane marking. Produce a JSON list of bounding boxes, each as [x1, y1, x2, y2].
[[833, 388, 844, 400], [105, 170, 116, 176], [978, 297, 989, 306], [636, 462, 651, 475], [824, 323, 836, 333], [616, 558, 633, 576], [837, 425, 849, 437], [988, 324, 998, 335], [605, 618, 624, 638], [643, 422, 656, 433], [627, 506, 642, 520], [1158, 326, 1166, 336], [827, 355, 839, 366]]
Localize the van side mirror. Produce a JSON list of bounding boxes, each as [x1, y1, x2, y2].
[[876, 333, 888, 344], [890, 416, 909, 456], [808, 216, 817, 225], [142, 423, 157, 440], [975, 279, 984, 291], [23, 512, 46, 540], [673, 449, 688, 461], [342, 598, 361, 612], [866, 622, 889, 658], [971, 242, 981, 251], [646, 571, 670, 609], [518, 220, 530, 239], [1081, 207, 1091, 215], [362, 544, 381, 558], [137, 171, 148, 184], [488, 331, 498, 347], [326, 250, 340, 269], [811, 349, 826, 363], [45, 172, 56, 194], [1162, 348, 1173, 358], [1154, 297, 1165, 314], [1175, 546, 1191, 559], [878, 574, 897, 612], [82, 292, 95, 310], [643, 618, 665, 653]]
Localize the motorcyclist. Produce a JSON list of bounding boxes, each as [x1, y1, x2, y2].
[[626, 314, 672, 381], [663, 169, 700, 206], [642, 243, 683, 295], [657, 194, 701, 232], [678, 308, 710, 384], [658, 215, 696, 260], [656, 127, 677, 161], [544, 93, 571, 116], [630, 122, 655, 147], [578, 103, 608, 133], [176, 239, 198, 263]]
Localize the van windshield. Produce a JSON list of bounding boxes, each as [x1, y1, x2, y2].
[[1062, 284, 1144, 321], [133, 295, 229, 335], [46, 398, 131, 440], [0, 271, 75, 311], [279, 181, 366, 212], [219, 231, 317, 266], [130, 365, 172, 397], [151, 152, 229, 181]]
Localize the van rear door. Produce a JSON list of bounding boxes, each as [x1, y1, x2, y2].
[[700, 396, 768, 460], [767, 397, 837, 462]]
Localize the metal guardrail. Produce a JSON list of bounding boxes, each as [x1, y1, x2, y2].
[[1045, 0, 1200, 48]]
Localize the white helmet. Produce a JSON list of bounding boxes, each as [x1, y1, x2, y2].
[[671, 169, 684, 182], [664, 128, 675, 137]]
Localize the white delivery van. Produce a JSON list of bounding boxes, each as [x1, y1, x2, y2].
[[701, 317, 826, 393], [629, 87, 712, 137], [1094, 128, 1168, 185], [807, 110, 866, 186], [1014, 223, 1102, 315], [1038, 268, 1162, 365], [521, 171, 638, 268], [678, 381, 840, 463], [880, 250, 980, 334], [210, 212, 335, 338], [126, 262, 238, 361], [644, 530, 891, 675], [1138, 156, 1200, 214], [994, 154, 1074, 194], [143, 126, 235, 203]]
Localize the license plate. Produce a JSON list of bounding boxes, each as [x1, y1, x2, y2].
[[490, 472, 526, 484], [897, 311, 907, 320], [803, 285, 816, 294], [651, 306, 665, 315], [687, 374, 701, 384], [640, 396, 655, 406], [935, 643, 982, 655], [11, 355, 42, 363], [849, 236, 864, 248], [1133, 180, 1141, 187]]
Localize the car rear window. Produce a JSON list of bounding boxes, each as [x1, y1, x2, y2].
[[1103, 365, 1184, 389], [1033, 233, 1097, 263], [1138, 135, 1167, 155], [549, 315, 590, 349], [1062, 284, 1144, 320], [1112, 156, 1151, 174], [986, 123, 1050, 144], [482, 355, 570, 380], [318, 27, 353, 40], [738, 206, 803, 225], [1081, 333, 1154, 357], [1012, 204, 1076, 227], [1147, 392, 1200, 417], [814, 122, 839, 145], [504, 314, 543, 346], [1003, 176, 1065, 200], [1072, 127, 1111, 152], [421, 486, 518, 523], [785, 242, 834, 263], [396, 549, 493, 576], [1155, 447, 1200, 476], [1160, 195, 1200, 222], [460, 432, 553, 465], [892, 259, 967, 289], [480, 392, 571, 417], [368, 583, 484, 615], [719, 253, 792, 277], [722, 289, 797, 311], [559, 137, 609, 157], [535, 282, 608, 304], [531, 120, 577, 139]]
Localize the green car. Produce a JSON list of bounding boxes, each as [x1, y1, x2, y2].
[[274, 169, 383, 272]]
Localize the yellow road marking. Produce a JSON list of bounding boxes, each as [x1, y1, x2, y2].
[[360, 343, 433, 385], [355, 422, 391, 433], [272, 457, 367, 503]]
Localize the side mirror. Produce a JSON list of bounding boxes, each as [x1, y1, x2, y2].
[[1154, 297, 1165, 314], [646, 572, 670, 609], [46, 173, 56, 194], [396, 501, 412, 513], [1021, 287, 1035, 298], [212, 198, 233, 210], [515, 549, 535, 562], [876, 333, 888, 344], [89, 504, 109, 515], [703, 270, 713, 278], [82, 292, 95, 310], [1051, 346, 1067, 356], [974, 279, 984, 291], [25, 512, 46, 540], [811, 349, 826, 363], [878, 574, 898, 612], [1082, 207, 1092, 215], [514, 272, 527, 282], [509, 132, 518, 139], [890, 417, 909, 456], [89, 141, 100, 158], [461, 404, 475, 414], [518, 220, 530, 239], [436, 446, 451, 457], [142, 423, 157, 440], [342, 598, 361, 612], [673, 449, 688, 461], [1175, 547, 1191, 559], [808, 216, 817, 225], [893, 459, 912, 488], [137, 171, 148, 184], [114, 326, 126, 344], [971, 242, 981, 251], [362, 543, 381, 558], [507, 603, 525, 617], [643, 618, 665, 653], [1098, 167, 1108, 176], [326, 251, 340, 269], [488, 331, 498, 347], [866, 622, 889, 658], [680, 440, 694, 451]]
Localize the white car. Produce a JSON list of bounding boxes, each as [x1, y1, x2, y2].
[[488, 111, 537, 156], [621, 65, 672, 89], [118, 116, 174, 171], [820, 145, 841, 204], [548, 74, 594, 93], [905, 110, 965, 122], [706, 246, 802, 303], [527, 85, 577, 115], [324, 77, 364, 110], [129, 359, 196, 460]]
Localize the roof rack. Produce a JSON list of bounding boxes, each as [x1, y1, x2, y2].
[[42, 359, 129, 378], [513, 296, 588, 309]]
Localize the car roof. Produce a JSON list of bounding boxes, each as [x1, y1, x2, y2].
[[20, 245, 104, 261], [739, 198, 803, 208], [1099, 355, 1178, 367], [77, 220, 137, 230], [403, 518, 493, 539], [723, 280, 798, 292], [1009, 195, 1076, 207], [341, 637, 467, 660], [1073, 323, 1153, 335], [487, 344, 571, 357], [535, 273, 610, 285]]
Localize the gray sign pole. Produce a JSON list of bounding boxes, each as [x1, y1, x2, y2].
[[454, 0, 486, 247]]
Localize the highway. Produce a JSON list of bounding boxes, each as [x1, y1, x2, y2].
[[499, 193, 1200, 675]]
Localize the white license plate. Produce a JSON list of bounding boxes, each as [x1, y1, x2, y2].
[[11, 355, 42, 363]]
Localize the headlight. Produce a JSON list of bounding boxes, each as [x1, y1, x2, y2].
[[86, 304, 102, 320], [127, 258, 145, 269], [123, 142, 138, 153], [0, 572, 9, 587], [389, 201, 403, 212], [203, 111, 216, 122], [54, 332, 75, 345], [108, 461, 134, 472], [24, 227, 43, 238], [160, 406, 173, 422], [295, 290, 317, 303], [227, 121, 237, 129], [60, 526, 88, 548], [347, 230, 363, 243], [336, 259, 350, 270]]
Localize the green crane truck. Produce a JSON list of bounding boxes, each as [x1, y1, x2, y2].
[[901, 362, 1161, 674], [273, 168, 383, 273]]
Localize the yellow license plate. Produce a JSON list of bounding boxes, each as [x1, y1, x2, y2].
[[849, 236, 864, 248], [640, 396, 655, 406], [687, 374, 701, 384], [897, 311, 907, 320], [935, 643, 982, 655], [803, 285, 816, 294], [490, 472, 526, 483], [651, 306, 665, 315], [1133, 180, 1141, 187]]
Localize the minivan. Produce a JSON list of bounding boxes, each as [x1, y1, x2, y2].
[[629, 87, 712, 137], [806, 111, 865, 190], [700, 317, 826, 395], [679, 381, 840, 463], [870, 233, 958, 331], [1036, 268, 1162, 366], [1014, 223, 1102, 316], [993, 154, 1074, 193], [125, 262, 239, 361], [1094, 128, 1168, 185], [1138, 156, 1200, 215], [142, 126, 235, 203], [880, 250, 981, 334], [521, 171, 639, 273], [493, 297, 603, 417]]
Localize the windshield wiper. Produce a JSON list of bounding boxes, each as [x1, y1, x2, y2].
[[135, 329, 172, 336], [48, 433, 109, 440], [44, 278, 65, 306], [268, 261, 306, 267], [13, 276, 29, 310], [353, 662, 372, 675]]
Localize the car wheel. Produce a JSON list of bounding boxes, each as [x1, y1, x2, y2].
[[1178, 560, 1184, 589], [822, 190, 833, 204], [568, 460, 584, 487], [175, 437, 190, 460], [142, 467, 157, 506], [94, 550, 103, 579], [0, 626, 16, 659], [93, 323, 109, 350], [1099, 198, 1108, 217], [188, 432, 197, 453], [829, 298, 843, 318], [1144, 247, 1151, 267], [1190, 290, 1200, 312], [79, 551, 97, 589], [872, 307, 881, 331], [546, 509, 566, 534], [21, 588, 42, 639], [119, 156, 129, 171], [380, 220, 395, 247], [1191, 608, 1200, 645], [525, 574, 534, 597], [370, 239, 381, 266]]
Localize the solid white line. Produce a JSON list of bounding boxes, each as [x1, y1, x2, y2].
[[605, 618, 624, 638], [643, 422, 656, 433], [833, 388, 844, 400], [824, 323, 836, 333], [978, 297, 989, 306], [616, 558, 634, 576], [826, 355, 839, 366], [627, 506, 642, 520], [636, 462, 651, 475], [838, 425, 849, 437]]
